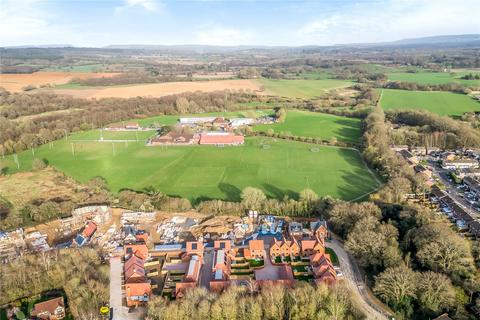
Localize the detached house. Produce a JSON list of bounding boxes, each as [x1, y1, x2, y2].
[[125, 283, 152, 307], [310, 253, 337, 285], [243, 239, 264, 260], [310, 220, 329, 240], [31, 297, 65, 320]]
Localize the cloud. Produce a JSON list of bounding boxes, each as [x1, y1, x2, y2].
[[297, 0, 480, 45], [0, 0, 59, 44], [194, 27, 253, 46], [115, 0, 160, 14]]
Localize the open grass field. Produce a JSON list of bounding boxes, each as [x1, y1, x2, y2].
[[379, 89, 480, 116], [257, 79, 353, 99], [48, 79, 262, 99], [253, 109, 361, 143], [0, 136, 379, 203], [0, 71, 119, 92], [387, 71, 480, 86]]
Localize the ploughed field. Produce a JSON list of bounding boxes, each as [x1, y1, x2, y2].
[[379, 89, 480, 116], [1, 136, 379, 203], [48, 79, 262, 99], [0, 71, 119, 92]]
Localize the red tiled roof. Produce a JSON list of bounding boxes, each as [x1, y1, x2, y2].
[[124, 244, 149, 260], [126, 283, 151, 297], [31, 297, 64, 317], [248, 240, 264, 251], [82, 221, 97, 238], [199, 133, 244, 145]]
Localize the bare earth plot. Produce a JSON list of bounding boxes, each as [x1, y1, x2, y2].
[[47, 79, 263, 99], [0, 71, 119, 92]]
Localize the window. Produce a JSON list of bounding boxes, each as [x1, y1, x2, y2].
[[191, 243, 197, 250], [220, 242, 225, 249]]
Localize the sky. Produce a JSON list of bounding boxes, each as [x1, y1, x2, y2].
[[1, 0, 479, 47]]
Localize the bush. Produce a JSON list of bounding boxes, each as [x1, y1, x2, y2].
[[31, 158, 47, 171]]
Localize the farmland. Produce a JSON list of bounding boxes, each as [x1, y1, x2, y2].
[[257, 79, 353, 99], [379, 89, 480, 116], [0, 135, 379, 203], [253, 109, 362, 143], [0, 71, 119, 92], [48, 79, 262, 99], [387, 71, 480, 86]]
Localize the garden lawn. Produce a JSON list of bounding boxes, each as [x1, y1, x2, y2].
[[379, 89, 480, 116], [253, 109, 361, 143], [257, 79, 352, 99], [1, 137, 379, 204]]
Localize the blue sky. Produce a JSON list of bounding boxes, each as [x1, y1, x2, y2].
[[1, 0, 479, 47]]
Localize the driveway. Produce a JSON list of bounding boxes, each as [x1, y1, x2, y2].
[[327, 237, 391, 320], [199, 249, 214, 289], [109, 257, 145, 320]]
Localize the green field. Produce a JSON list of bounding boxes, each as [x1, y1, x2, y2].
[[387, 71, 480, 87], [379, 89, 480, 116], [257, 79, 353, 99], [254, 109, 361, 143], [1, 136, 379, 203]]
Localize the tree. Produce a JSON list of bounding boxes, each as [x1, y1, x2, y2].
[[417, 271, 456, 315], [299, 188, 319, 203], [414, 224, 475, 278], [345, 216, 402, 272], [328, 201, 382, 238], [374, 264, 418, 316], [241, 187, 266, 210]]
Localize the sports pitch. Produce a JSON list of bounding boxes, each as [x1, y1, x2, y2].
[[1, 136, 379, 203], [253, 109, 362, 143], [379, 89, 480, 116]]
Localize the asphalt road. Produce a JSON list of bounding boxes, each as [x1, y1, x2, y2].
[[429, 162, 479, 218], [327, 237, 391, 320]]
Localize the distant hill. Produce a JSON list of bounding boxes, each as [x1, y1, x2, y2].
[[3, 34, 480, 51], [391, 34, 480, 46]]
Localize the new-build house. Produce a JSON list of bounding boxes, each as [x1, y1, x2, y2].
[[124, 244, 151, 307], [243, 239, 264, 260], [31, 297, 65, 320]]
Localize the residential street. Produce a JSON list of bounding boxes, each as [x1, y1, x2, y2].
[[327, 237, 391, 320], [109, 256, 145, 320], [430, 162, 480, 218]]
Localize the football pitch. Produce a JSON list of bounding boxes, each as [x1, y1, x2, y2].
[[1, 137, 380, 203]]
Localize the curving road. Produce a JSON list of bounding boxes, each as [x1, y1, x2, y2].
[[327, 237, 392, 320]]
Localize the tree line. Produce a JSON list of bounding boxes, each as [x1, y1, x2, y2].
[[146, 282, 363, 320], [384, 81, 477, 93]]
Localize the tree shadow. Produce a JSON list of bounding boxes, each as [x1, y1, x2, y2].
[[218, 182, 242, 202]]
